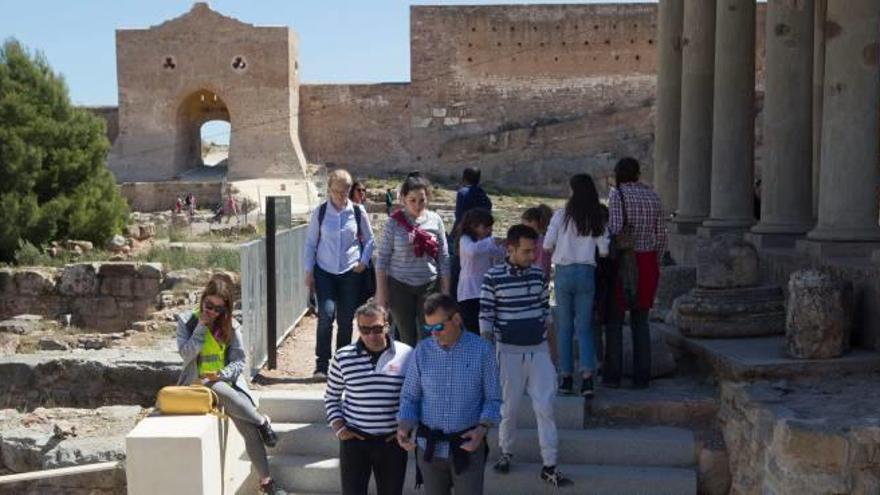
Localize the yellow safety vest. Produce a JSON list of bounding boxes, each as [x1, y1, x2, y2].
[[194, 309, 227, 377]]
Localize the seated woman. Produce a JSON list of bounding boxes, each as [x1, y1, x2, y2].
[[176, 278, 283, 495]]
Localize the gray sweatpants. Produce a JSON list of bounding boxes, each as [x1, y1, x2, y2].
[[209, 381, 270, 478]]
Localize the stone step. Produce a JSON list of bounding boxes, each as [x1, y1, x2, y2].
[[270, 454, 697, 495], [587, 377, 720, 427], [270, 423, 696, 467], [256, 390, 585, 429]]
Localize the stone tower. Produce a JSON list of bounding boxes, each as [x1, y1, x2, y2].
[[108, 2, 307, 182]]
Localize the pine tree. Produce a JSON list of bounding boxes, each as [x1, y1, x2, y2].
[[0, 39, 128, 261]]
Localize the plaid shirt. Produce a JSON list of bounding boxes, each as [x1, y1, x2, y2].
[[397, 331, 502, 458], [608, 182, 667, 254]]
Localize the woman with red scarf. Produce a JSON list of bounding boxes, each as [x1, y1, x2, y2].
[[375, 175, 451, 346]]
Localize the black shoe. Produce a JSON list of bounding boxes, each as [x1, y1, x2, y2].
[[558, 375, 573, 395], [259, 479, 287, 495], [312, 368, 327, 381], [541, 465, 573, 487], [581, 376, 595, 397], [258, 416, 278, 448], [493, 452, 513, 474]]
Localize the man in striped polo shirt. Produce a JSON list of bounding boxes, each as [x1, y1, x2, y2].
[[480, 225, 573, 488], [324, 301, 413, 495]]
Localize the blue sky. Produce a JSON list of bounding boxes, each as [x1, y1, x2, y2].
[[2, 0, 656, 106]]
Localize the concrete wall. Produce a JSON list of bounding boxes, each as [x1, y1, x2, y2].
[[82, 106, 119, 143]]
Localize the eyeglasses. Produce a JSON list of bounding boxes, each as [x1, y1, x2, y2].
[[203, 300, 227, 316], [358, 324, 386, 335], [422, 315, 454, 334]]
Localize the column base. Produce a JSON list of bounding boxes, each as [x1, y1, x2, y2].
[[750, 221, 814, 236], [807, 225, 880, 243], [743, 232, 804, 249], [669, 216, 705, 234], [796, 239, 880, 259], [696, 224, 751, 239]]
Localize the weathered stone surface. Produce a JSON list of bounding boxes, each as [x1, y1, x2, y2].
[[63, 240, 94, 253], [675, 285, 786, 338], [720, 378, 880, 495], [107, 234, 127, 253], [13, 269, 57, 296], [786, 270, 854, 359], [0, 405, 142, 473], [698, 446, 731, 495], [696, 234, 760, 289], [0, 333, 19, 356], [622, 326, 677, 378], [0, 349, 180, 408], [0, 319, 35, 335], [37, 338, 70, 351], [0, 269, 15, 294], [654, 265, 697, 309], [57, 263, 99, 297], [160, 268, 204, 290]]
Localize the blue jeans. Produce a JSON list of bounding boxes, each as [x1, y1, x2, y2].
[[555, 263, 596, 376], [314, 265, 363, 372]]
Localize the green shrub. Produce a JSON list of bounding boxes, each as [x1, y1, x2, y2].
[[0, 39, 128, 262]]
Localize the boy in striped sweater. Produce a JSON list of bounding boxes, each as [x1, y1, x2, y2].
[[479, 225, 573, 488], [324, 301, 413, 495]]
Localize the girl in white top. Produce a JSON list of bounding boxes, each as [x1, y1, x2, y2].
[[456, 208, 505, 334], [543, 174, 610, 397]]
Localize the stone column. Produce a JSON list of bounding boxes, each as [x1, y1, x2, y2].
[[749, 0, 815, 246], [804, 0, 880, 250], [653, 0, 685, 216], [673, 0, 716, 233], [812, 0, 827, 220], [700, 0, 756, 235]]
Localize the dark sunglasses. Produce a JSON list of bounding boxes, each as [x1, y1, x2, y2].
[[359, 324, 386, 335], [203, 300, 227, 316], [422, 315, 454, 334]]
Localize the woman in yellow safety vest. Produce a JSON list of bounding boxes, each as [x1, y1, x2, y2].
[[176, 278, 284, 495]]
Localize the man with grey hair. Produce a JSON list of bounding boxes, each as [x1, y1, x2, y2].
[[324, 300, 413, 495]]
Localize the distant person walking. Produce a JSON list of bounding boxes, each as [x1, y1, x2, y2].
[[450, 167, 493, 302], [325, 301, 413, 495], [304, 169, 375, 379], [175, 278, 282, 495], [543, 174, 610, 397], [397, 294, 502, 495], [375, 175, 450, 346], [605, 157, 666, 389], [385, 188, 395, 216], [185, 192, 196, 219]]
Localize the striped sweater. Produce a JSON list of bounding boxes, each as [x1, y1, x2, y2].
[[324, 338, 413, 435], [375, 210, 450, 287], [479, 260, 550, 347]]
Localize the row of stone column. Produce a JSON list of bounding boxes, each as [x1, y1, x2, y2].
[[653, 0, 880, 251]]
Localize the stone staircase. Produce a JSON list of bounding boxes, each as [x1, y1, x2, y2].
[[255, 388, 700, 495]]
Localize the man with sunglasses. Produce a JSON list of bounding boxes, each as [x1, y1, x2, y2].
[[396, 294, 502, 495], [324, 301, 413, 495]]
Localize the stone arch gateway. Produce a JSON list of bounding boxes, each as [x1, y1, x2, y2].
[[108, 3, 307, 182]]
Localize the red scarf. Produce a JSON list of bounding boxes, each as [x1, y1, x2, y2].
[[392, 210, 439, 260]]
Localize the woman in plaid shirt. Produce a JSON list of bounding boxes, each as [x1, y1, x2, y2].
[[605, 157, 667, 389]]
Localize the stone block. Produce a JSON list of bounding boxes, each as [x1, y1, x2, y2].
[[132, 278, 161, 298], [696, 234, 760, 289], [0, 269, 15, 294], [72, 297, 119, 319], [786, 270, 854, 359], [97, 263, 139, 279], [13, 269, 57, 296], [0, 333, 19, 356], [676, 286, 786, 338], [655, 265, 697, 309], [137, 263, 164, 279], [126, 415, 223, 495], [58, 263, 99, 297], [37, 337, 70, 351], [698, 446, 731, 495]]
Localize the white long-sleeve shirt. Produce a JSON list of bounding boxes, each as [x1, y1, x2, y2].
[[457, 235, 506, 301], [543, 209, 610, 266]]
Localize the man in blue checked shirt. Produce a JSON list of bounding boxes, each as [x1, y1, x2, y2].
[[396, 293, 502, 495]]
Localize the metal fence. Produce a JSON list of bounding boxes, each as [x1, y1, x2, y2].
[[239, 225, 309, 377]]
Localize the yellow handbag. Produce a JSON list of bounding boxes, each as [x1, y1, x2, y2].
[[156, 385, 222, 415]]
